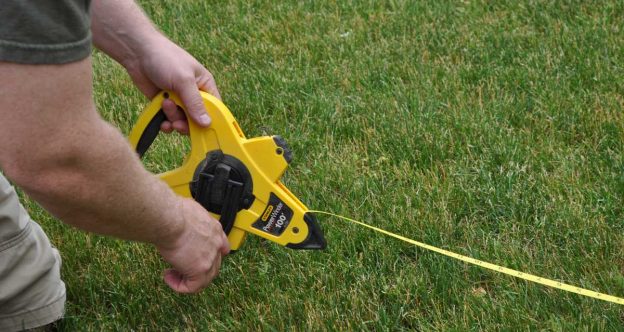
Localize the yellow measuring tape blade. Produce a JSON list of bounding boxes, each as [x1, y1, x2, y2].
[[309, 210, 624, 305]]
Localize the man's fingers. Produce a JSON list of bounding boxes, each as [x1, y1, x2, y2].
[[164, 269, 210, 294], [163, 269, 188, 292], [177, 80, 211, 127], [172, 120, 189, 135], [160, 99, 189, 134], [163, 250, 224, 293], [162, 98, 185, 122], [160, 121, 174, 133]]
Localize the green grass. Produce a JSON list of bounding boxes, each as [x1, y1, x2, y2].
[[20, 0, 624, 330]]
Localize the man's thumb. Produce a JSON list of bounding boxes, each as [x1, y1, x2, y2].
[[163, 269, 198, 293], [177, 83, 211, 127]]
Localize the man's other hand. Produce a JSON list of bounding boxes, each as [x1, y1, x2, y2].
[[157, 198, 230, 293]]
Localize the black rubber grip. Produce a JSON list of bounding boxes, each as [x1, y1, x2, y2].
[[136, 109, 167, 158]]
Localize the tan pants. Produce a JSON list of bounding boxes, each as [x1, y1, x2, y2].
[[0, 174, 65, 331]]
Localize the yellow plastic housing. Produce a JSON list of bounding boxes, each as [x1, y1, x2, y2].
[[128, 91, 324, 250]]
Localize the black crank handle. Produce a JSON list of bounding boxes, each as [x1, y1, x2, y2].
[[135, 109, 167, 158]]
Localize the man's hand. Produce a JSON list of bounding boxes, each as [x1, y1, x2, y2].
[[91, 0, 221, 134], [157, 198, 230, 293], [122, 34, 221, 134]]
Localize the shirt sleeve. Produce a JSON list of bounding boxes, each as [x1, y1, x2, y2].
[[0, 0, 92, 64]]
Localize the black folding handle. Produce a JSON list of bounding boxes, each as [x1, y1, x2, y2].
[[135, 109, 167, 158]]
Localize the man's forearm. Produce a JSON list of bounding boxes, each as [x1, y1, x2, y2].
[[91, 0, 163, 67], [0, 59, 184, 247]]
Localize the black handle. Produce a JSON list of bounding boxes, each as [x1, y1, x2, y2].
[[135, 109, 167, 158]]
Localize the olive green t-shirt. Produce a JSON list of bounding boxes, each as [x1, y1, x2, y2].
[[0, 0, 92, 64]]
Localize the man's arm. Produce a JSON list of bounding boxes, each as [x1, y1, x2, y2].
[[91, 0, 221, 133], [0, 58, 229, 293]]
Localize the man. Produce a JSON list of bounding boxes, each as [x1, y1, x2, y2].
[[0, 1, 230, 330]]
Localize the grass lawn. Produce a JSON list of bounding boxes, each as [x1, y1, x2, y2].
[[20, 0, 624, 330]]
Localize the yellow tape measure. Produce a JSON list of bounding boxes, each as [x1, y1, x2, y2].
[[310, 210, 624, 305]]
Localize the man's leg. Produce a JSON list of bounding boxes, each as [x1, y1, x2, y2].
[[0, 173, 65, 331]]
